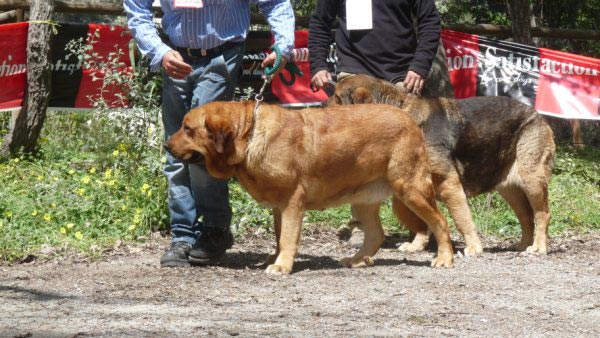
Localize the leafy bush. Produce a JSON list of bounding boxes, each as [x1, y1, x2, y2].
[[0, 110, 168, 262]]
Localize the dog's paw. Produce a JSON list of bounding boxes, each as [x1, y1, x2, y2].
[[464, 243, 483, 257], [525, 244, 548, 255], [398, 241, 426, 253], [431, 254, 454, 268], [265, 264, 292, 275], [340, 256, 374, 268]]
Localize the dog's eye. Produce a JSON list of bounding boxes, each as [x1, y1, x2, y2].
[[183, 125, 192, 134]]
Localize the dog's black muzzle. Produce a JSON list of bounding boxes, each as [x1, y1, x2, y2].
[[163, 142, 205, 164]]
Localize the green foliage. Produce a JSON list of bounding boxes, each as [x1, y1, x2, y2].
[[0, 110, 168, 262], [437, 0, 510, 25], [292, 0, 317, 17]]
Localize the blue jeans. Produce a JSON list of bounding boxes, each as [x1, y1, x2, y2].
[[162, 43, 245, 245]]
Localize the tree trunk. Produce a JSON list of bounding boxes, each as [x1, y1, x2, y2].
[[506, 0, 533, 45], [1, 0, 54, 156]]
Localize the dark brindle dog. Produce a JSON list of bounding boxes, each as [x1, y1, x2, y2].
[[333, 74, 555, 255]]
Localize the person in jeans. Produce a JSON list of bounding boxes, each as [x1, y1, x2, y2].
[[124, 0, 295, 267], [308, 0, 441, 247]]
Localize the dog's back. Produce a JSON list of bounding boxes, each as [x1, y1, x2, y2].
[[245, 103, 430, 210]]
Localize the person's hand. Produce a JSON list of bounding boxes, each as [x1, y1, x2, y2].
[[311, 70, 333, 89], [261, 51, 288, 74], [162, 50, 193, 80], [403, 70, 425, 96]]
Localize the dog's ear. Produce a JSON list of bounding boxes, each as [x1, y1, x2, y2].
[[213, 130, 227, 154], [205, 117, 232, 154], [351, 87, 373, 104]]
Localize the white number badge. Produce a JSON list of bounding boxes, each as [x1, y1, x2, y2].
[[346, 0, 373, 30], [173, 0, 203, 9]]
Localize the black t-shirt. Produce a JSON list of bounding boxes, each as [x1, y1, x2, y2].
[[309, 0, 441, 83]]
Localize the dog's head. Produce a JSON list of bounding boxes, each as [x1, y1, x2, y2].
[[166, 101, 254, 179], [332, 74, 409, 107]]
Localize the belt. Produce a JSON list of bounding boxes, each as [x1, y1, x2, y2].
[[175, 41, 243, 58]]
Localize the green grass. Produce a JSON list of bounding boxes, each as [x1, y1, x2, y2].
[[1, 111, 599, 262]]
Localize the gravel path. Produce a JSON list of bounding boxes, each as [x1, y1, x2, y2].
[[1, 229, 599, 337]]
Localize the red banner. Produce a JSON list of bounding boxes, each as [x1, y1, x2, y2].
[[0, 22, 27, 110], [1, 23, 599, 120], [441, 29, 600, 120]]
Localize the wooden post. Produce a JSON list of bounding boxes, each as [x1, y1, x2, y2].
[[1, 0, 54, 156], [570, 120, 585, 149]]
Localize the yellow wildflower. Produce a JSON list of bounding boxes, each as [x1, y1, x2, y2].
[[107, 180, 116, 186], [59, 227, 67, 234], [81, 176, 91, 184], [37, 175, 43, 181], [112, 150, 119, 156], [128, 224, 136, 231], [89, 167, 97, 174], [32, 210, 38, 216], [75, 231, 83, 240], [140, 183, 150, 193], [68, 169, 75, 175], [3, 211, 12, 218], [76, 188, 86, 196], [12, 158, 19, 163], [104, 169, 113, 179], [51, 203, 57, 208], [66, 223, 75, 229], [43, 214, 51, 222], [118, 143, 127, 151]]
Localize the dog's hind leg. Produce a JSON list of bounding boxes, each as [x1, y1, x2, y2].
[[518, 121, 554, 254], [497, 186, 535, 251], [340, 203, 384, 268], [391, 198, 430, 252], [437, 173, 483, 256], [523, 182, 551, 254], [264, 208, 282, 266], [500, 119, 554, 254]]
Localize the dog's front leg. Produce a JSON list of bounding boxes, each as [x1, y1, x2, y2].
[[264, 208, 282, 265], [265, 187, 305, 275]]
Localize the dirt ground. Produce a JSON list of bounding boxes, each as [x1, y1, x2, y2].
[[1, 228, 599, 338]]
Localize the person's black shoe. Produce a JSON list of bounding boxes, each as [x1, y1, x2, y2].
[[160, 241, 192, 267], [188, 228, 234, 265]]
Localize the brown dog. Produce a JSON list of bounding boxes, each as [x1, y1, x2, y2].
[[167, 100, 454, 274], [333, 74, 555, 255]]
